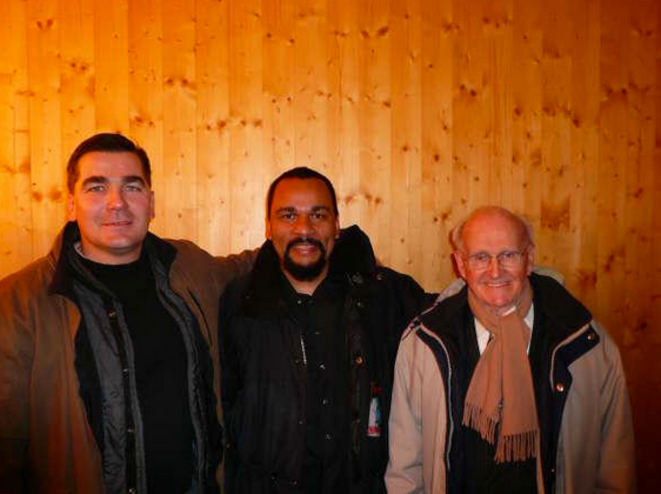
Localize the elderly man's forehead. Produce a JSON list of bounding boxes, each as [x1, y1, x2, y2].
[[462, 208, 527, 241]]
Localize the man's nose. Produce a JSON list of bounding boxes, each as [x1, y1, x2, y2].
[[107, 188, 127, 210], [292, 215, 313, 234], [486, 255, 501, 277]]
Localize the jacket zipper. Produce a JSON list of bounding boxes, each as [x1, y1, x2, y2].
[[418, 324, 455, 473], [299, 332, 308, 367]]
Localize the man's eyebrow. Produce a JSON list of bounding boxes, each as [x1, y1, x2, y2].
[[80, 175, 147, 187], [122, 175, 147, 185], [275, 205, 331, 214], [275, 207, 297, 214], [80, 176, 108, 187]]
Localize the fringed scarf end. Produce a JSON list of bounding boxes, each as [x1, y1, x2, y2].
[[462, 403, 499, 444], [494, 430, 538, 463]]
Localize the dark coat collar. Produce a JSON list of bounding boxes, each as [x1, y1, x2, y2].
[[528, 272, 592, 334], [49, 221, 178, 297], [419, 272, 592, 348], [237, 225, 377, 317]]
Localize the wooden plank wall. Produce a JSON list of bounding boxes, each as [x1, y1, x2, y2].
[[0, 0, 658, 488]]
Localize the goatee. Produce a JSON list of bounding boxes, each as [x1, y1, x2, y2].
[[283, 237, 327, 281]]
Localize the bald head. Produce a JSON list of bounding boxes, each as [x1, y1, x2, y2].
[[451, 206, 535, 310], [451, 206, 533, 254]]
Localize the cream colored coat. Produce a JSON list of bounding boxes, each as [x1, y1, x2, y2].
[[385, 287, 636, 494]]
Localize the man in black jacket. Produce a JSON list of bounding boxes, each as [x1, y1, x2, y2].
[[218, 167, 433, 494]]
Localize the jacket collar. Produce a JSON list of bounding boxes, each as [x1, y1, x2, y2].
[[237, 225, 377, 317], [528, 272, 592, 336], [419, 272, 592, 347], [49, 221, 177, 297]]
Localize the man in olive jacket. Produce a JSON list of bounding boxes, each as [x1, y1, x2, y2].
[[0, 133, 251, 493], [218, 167, 434, 494]]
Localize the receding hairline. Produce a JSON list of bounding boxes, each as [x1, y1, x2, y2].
[[266, 168, 339, 217], [450, 206, 534, 252], [66, 133, 151, 193]]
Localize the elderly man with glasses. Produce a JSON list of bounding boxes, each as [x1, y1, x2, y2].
[[385, 206, 635, 494]]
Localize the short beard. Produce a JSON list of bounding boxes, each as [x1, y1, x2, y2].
[[283, 238, 328, 282]]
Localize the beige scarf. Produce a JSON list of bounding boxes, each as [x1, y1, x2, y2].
[[463, 281, 540, 463]]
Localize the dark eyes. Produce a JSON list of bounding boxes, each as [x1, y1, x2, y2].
[[278, 211, 329, 222], [85, 184, 144, 193]]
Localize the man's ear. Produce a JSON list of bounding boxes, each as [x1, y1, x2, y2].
[[453, 251, 467, 279], [526, 245, 536, 275], [265, 217, 272, 240], [67, 194, 76, 221], [149, 191, 155, 220]]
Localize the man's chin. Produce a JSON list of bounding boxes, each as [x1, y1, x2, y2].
[[287, 255, 322, 267], [283, 258, 327, 282]]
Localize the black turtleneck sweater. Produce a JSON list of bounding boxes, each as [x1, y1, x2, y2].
[[81, 251, 194, 494]]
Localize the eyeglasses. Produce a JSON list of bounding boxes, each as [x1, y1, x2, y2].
[[463, 248, 529, 271]]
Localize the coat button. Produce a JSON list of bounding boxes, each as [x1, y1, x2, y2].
[[355, 355, 364, 366], [555, 382, 565, 393], [108, 310, 117, 318], [128, 488, 136, 494]]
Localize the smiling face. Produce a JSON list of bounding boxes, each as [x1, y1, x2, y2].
[[67, 151, 155, 264], [453, 209, 534, 311], [266, 177, 340, 293]]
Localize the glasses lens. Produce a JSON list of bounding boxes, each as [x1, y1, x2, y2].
[[498, 251, 523, 268], [468, 253, 489, 270]]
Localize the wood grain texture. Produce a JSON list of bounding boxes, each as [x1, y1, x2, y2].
[[0, 0, 658, 488]]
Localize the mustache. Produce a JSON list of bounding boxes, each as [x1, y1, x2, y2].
[[285, 237, 325, 254]]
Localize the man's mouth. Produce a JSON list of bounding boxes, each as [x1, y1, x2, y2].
[[286, 238, 325, 256], [103, 219, 132, 227], [291, 243, 318, 253], [482, 279, 511, 288]]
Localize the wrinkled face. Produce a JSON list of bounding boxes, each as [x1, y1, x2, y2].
[[453, 211, 534, 311], [67, 151, 155, 265], [266, 177, 340, 283]]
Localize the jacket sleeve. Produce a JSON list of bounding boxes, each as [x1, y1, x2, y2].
[[385, 329, 425, 494], [0, 278, 33, 492], [214, 249, 258, 287], [217, 279, 246, 425], [594, 323, 637, 494]]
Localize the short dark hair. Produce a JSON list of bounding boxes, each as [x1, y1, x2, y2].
[[66, 133, 152, 193], [266, 167, 339, 216]]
